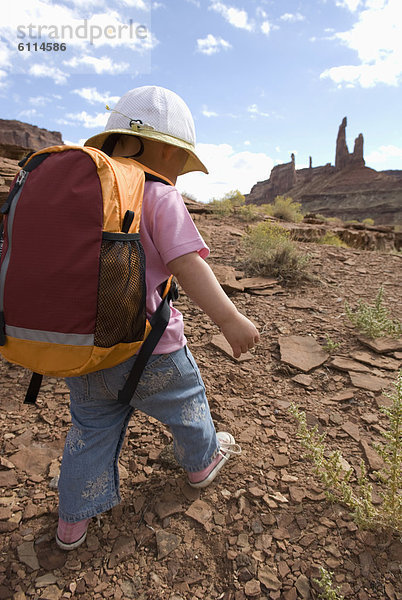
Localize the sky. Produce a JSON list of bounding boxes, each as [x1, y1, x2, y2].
[[0, 0, 401, 203]]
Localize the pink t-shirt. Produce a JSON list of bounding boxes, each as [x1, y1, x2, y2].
[[140, 180, 210, 354]]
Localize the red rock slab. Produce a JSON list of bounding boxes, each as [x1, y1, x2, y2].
[[237, 276, 278, 290], [291, 374, 314, 388], [279, 335, 329, 372], [331, 389, 355, 402], [154, 495, 183, 520], [358, 336, 402, 354], [341, 420, 360, 442], [209, 264, 244, 293], [360, 439, 384, 471], [211, 334, 253, 362], [9, 446, 60, 478], [285, 298, 316, 310], [351, 350, 401, 371], [329, 357, 370, 373], [349, 371, 388, 392], [155, 530, 181, 560], [185, 499, 212, 529], [258, 565, 281, 591]]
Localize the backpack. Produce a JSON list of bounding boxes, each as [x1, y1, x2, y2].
[[0, 145, 177, 405]]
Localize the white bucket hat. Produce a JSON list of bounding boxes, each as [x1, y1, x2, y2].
[[84, 85, 208, 175]]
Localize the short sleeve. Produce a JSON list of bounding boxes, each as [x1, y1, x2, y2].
[[146, 185, 210, 266]]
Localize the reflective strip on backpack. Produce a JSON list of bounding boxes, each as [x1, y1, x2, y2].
[[5, 325, 94, 346], [0, 180, 27, 314]]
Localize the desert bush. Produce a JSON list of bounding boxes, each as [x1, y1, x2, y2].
[[289, 370, 402, 533], [236, 204, 261, 222], [326, 217, 345, 227], [208, 197, 233, 216], [242, 222, 311, 284], [362, 217, 375, 226], [261, 195, 303, 223], [208, 189, 245, 216], [318, 232, 348, 248], [322, 334, 340, 352], [345, 285, 402, 339], [313, 568, 344, 600]]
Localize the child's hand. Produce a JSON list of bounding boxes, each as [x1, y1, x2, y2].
[[219, 312, 260, 358]]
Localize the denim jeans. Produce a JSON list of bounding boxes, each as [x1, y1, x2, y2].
[[58, 346, 219, 522]]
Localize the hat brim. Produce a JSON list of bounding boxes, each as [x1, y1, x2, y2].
[[84, 129, 208, 175]]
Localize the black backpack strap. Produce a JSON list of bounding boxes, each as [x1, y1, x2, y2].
[[144, 172, 171, 186], [1, 153, 50, 216], [117, 277, 178, 404], [24, 372, 43, 405]]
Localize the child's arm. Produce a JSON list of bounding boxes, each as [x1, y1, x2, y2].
[[167, 252, 260, 358]]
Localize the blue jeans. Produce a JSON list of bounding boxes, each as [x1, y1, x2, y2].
[[58, 346, 218, 522]]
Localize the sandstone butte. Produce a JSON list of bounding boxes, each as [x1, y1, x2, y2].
[[0, 117, 401, 234], [245, 116, 402, 227]]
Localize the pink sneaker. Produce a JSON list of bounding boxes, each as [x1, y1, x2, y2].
[[56, 517, 90, 551], [187, 432, 241, 489]]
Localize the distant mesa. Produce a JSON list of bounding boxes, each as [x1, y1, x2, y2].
[[0, 119, 64, 212], [0, 119, 63, 161], [246, 117, 402, 226]]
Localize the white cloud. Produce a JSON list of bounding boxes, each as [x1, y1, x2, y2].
[[64, 137, 87, 146], [28, 96, 52, 106], [120, 0, 149, 8], [72, 87, 120, 105], [63, 0, 106, 6], [209, 1, 254, 31], [202, 105, 219, 117], [64, 111, 109, 128], [280, 12, 306, 22], [18, 109, 38, 120], [261, 21, 271, 35], [365, 144, 402, 168], [64, 55, 130, 74], [322, 0, 402, 87], [0, 42, 11, 71], [247, 104, 270, 118], [197, 34, 232, 55], [336, 0, 363, 11], [244, 140, 250, 146], [29, 64, 68, 84], [177, 143, 273, 203]]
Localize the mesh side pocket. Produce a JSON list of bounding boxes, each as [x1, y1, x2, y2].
[[94, 239, 146, 348]]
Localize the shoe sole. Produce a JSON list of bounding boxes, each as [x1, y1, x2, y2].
[[56, 530, 87, 551], [188, 433, 236, 489]]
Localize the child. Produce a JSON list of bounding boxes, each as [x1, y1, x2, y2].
[[56, 86, 259, 550]]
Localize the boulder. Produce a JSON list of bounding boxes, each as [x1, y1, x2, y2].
[[0, 119, 63, 160]]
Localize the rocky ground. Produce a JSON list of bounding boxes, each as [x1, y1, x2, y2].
[[0, 212, 401, 600]]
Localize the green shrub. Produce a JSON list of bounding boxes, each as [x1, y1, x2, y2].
[[208, 189, 245, 216], [313, 568, 344, 600], [236, 204, 261, 222], [318, 232, 348, 248], [345, 285, 402, 339], [242, 222, 311, 284], [323, 334, 340, 352], [208, 197, 234, 216], [290, 370, 402, 533], [326, 217, 345, 227], [262, 195, 303, 223], [362, 217, 375, 226]]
